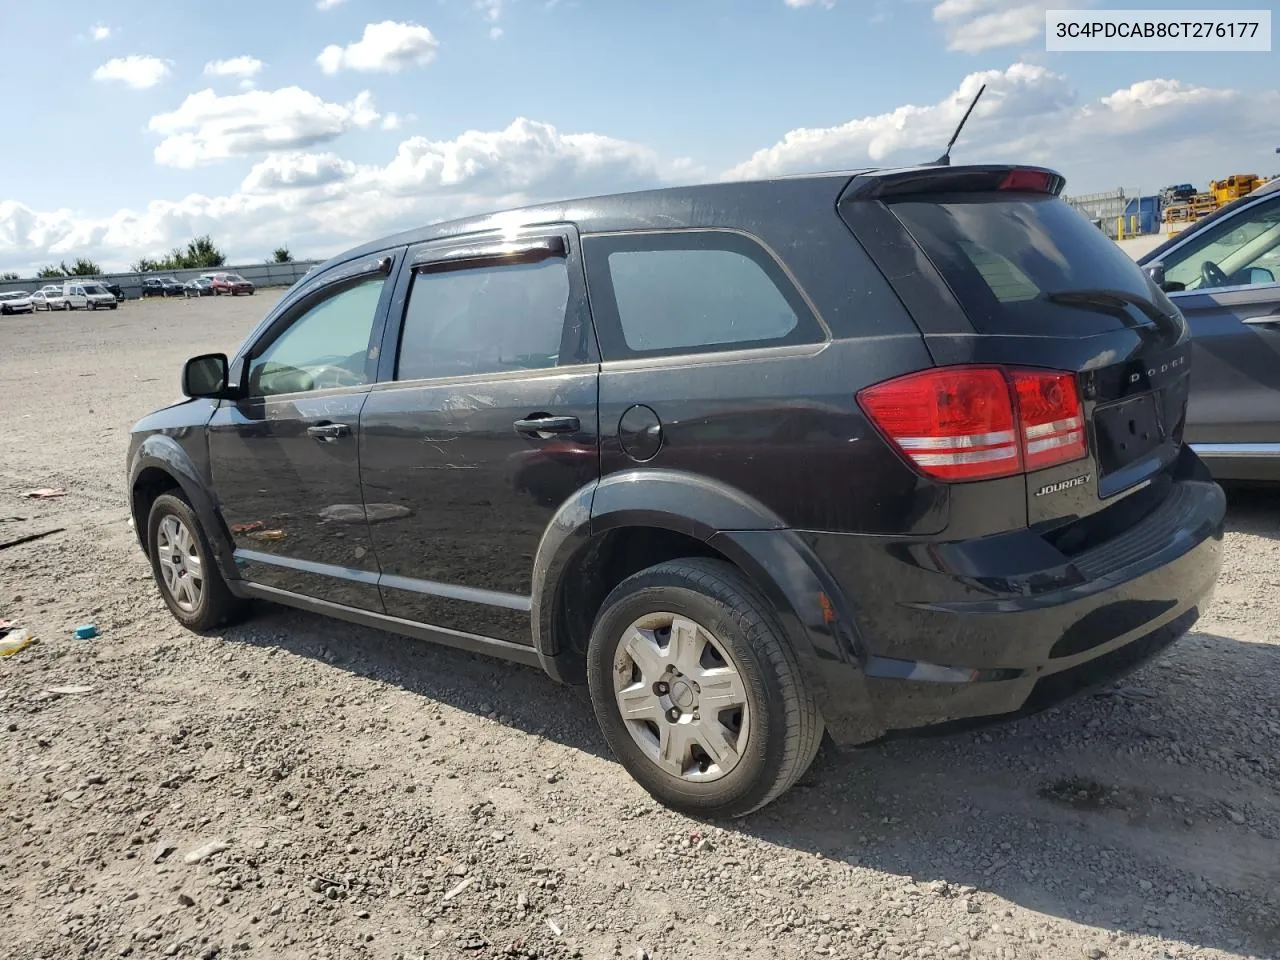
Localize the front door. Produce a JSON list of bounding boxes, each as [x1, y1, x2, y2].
[[1159, 194, 1280, 457], [207, 256, 401, 610], [359, 227, 599, 644]]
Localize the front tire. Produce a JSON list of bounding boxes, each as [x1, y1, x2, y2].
[[586, 558, 823, 818], [146, 492, 245, 632]]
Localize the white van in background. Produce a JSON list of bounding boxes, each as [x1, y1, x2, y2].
[[63, 281, 120, 311]]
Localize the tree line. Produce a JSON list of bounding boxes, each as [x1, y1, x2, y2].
[[0, 237, 298, 281]]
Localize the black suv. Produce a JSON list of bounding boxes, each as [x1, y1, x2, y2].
[[142, 277, 185, 297], [128, 166, 1225, 817]]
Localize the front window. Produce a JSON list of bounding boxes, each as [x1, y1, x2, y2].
[[248, 276, 387, 396], [84, 284, 107, 295], [1161, 197, 1280, 291]]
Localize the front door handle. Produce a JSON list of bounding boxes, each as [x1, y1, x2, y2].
[[513, 415, 580, 436], [307, 422, 351, 442], [1242, 314, 1280, 326]]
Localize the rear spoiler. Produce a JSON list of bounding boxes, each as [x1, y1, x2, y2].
[[841, 165, 1066, 202]]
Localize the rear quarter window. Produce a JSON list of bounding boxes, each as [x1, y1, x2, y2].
[[583, 230, 824, 360]]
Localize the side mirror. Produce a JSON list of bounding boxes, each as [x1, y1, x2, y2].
[[182, 353, 231, 399], [1143, 260, 1166, 288], [1247, 266, 1276, 285]]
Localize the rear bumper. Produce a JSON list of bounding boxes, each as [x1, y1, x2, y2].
[[802, 468, 1225, 743]]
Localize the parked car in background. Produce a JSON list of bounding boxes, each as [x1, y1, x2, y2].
[[97, 280, 125, 301], [142, 277, 185, 298], [128, 165, 1225, 817], [1139, 176, 1280, 482], [184, 278, 215, 298], [0, 291, 34, 315], [39, 285, 68, 311], [63, 281, 119, 311], [210, 272, 255, 296], [30, 291, 54, 311]]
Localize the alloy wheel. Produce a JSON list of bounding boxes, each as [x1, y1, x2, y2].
[[611, 612, 750, 782], [156, 514, 204, 613]]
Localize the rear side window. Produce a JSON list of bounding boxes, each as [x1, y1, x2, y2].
[[890, 193, 1167, 336], [396, 259, 570, 381], [583, 231, 822, 360]]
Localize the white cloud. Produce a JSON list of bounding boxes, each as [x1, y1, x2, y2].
[[241, 153, 358, 193], [382, 113, 403, 131], [204, 56, 264, 79], [723, 65, 1279, 194], [90, 24, 112, 41], [316, 0, 347, 8], [490, 27, 504, 39], [476, 0, 504, 22], [725, 64, 1072, 179], [374, 118, 672, 199], [933, 0, 1089, 53], [92, 55, 171, 90], [318, 21, 439, 74], [3, 75, 1276, 274], [784, 0, 836, 7], [147, 87, 381, 169], [0, 118, 676, 272]]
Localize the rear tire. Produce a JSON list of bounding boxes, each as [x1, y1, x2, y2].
[[146, 492, 246, 632], [586, 558, 823, 818]]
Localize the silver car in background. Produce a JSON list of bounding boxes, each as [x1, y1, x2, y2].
[[1141, 178, 1280, 482]]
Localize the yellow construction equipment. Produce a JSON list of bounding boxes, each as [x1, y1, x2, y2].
[[1162, 174, 1267, 233], [1211, 174, 1262, 205]]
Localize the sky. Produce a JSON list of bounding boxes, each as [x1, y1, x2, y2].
[[0, 0, 1276, 273]]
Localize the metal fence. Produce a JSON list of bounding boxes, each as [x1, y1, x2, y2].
[[1062, 187, 1163, 239], [0, 260, 324, 300]]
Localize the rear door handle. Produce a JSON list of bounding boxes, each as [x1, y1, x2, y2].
[[307, 422, 350, 441], [513, 415, 580, 436]]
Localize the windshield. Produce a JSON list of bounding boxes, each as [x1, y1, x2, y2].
[[84, 284, 107, 295], [890, 193, 1173, 336], [226, 274, 246, 282]]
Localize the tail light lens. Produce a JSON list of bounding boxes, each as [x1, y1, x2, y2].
[[1009, 369, 1086, 470], [858, 366, 1087, 482]]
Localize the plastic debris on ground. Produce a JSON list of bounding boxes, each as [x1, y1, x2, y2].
[[73, 624, 99, 640], [21, 488, 68, 500], [0, 629, 37, 657], [44, 685, 96, 696]]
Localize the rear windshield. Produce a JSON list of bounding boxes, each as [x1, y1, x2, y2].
[[890, 193, 1164, 336]]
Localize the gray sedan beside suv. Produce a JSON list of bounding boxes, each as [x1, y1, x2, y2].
[[1141, 177, 1280, 482]]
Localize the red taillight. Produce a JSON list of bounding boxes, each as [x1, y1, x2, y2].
[[998, 168, 1053, 193], [1009, 369, 1086, 471], [857, 366, 1087, 482]]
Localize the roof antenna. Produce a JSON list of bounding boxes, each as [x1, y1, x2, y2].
[[930, 83, 986, 167]]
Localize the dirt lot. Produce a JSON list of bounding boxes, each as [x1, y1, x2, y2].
[[2, 293, 1279, 960]]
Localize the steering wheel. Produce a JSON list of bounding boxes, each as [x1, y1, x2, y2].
[[305, 363, 365, 390], [1200, 260, 1229, 288]]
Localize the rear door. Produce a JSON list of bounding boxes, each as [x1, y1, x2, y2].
[[358, 226, 599, 645], [841, 169, 1193, 526], [1153, 193, 1280, 457]]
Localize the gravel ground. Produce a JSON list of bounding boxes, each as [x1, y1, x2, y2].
[[2, 295, 1278, 960]]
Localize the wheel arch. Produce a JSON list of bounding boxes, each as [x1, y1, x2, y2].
[[529, 470, 883, 743], [129, 436, 239, 584]]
